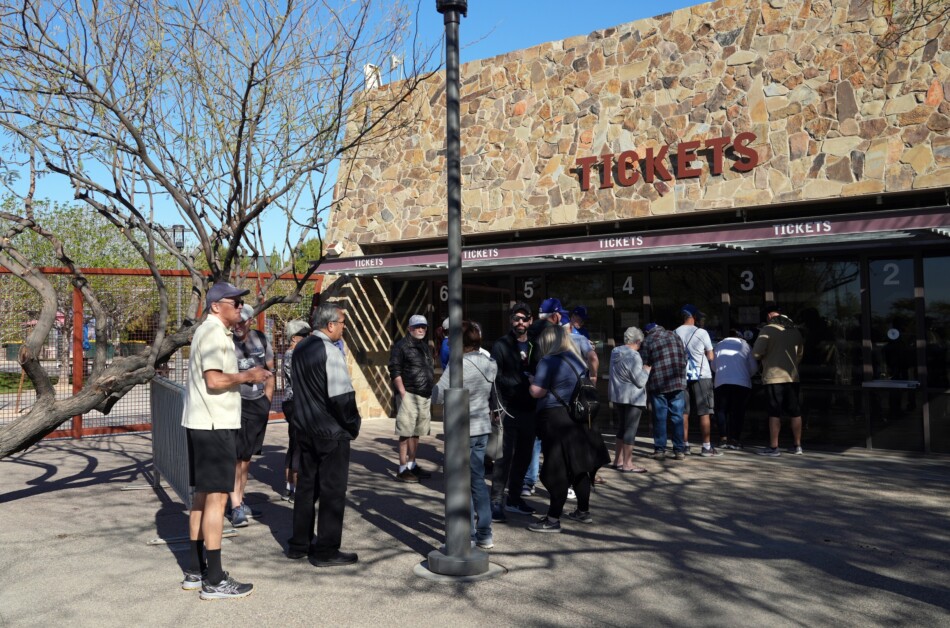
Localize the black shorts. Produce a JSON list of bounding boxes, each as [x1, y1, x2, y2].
[[684, 379, 714, 416], [187, 428, 237, 494], [766, 383, 801, 418], [236, 395, 271, 460]]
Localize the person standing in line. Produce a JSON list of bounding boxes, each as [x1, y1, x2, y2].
[[287, 303, 362, 565], [433, 321, 497, 549], [489, 302, 536, 523], [753, 303, 805, 456], [569, 306, 591, 339], [439, 317, 451, 369], [182, 282, 272, 599], [388, 314, 435, 482], [675, 305, 720, 457], [608, 327, 651, 473], [713, 329, 758, 450], [280, 319, 311, 503], [228, 304, 275, 526], [639, 322, 688, 461], [564, 307, 603, 485], [527, 325, 610, 532]]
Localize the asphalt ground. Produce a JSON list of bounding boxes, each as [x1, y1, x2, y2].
[[1, 417, 948, 627]]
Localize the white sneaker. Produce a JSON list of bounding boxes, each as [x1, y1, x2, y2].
[[520, 485, 534, 497], [567, 488, 576, 500]]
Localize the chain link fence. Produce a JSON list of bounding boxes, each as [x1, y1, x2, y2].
[[0, 268, 318, 439]]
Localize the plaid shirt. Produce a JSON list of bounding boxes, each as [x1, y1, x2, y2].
[[640, 325, 687, 394]]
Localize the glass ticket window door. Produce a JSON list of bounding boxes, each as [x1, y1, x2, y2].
[[865, 258, 923, 451]]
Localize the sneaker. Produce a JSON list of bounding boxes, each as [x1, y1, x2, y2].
[[504, 500, 536, 515], [684, 444, 692, 456], [287, 492, 295, 504], [520, 484, 535, 497], [181, 570, 203, 591], [673, 451, 686, 461], [758, 446, 781, 457], [723, 441, 743, 451], [788, 445, 804, 455], [241, 503, 262, 519], [199, 574, 253, 600], [700, 446, 723, 458], [566, 510, 593, 524], [395, 468, 420, 483], [566, 488, 577, 500], [476, 538, 494, 549], [652, 450, 666, 461], [228, 507, 248, 528], [490, 502, 507, 523], [280, 489, 293, 501], [409, 464, 432, 479], [527, 517, 561, 533]]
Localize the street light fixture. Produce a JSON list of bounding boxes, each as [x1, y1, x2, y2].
[[425, 0, 491, 579]]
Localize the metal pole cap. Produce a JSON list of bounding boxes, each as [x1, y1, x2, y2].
[[435, 0, 467, 16]]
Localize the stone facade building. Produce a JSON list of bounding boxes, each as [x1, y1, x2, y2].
[[322, 0, 950, 454]]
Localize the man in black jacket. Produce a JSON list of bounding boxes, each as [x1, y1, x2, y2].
[[490, 302, 537, 520], [287, 302, 362, 566], [388, 314, 435, 482]]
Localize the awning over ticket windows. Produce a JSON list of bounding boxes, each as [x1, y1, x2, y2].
[[319, 205, 950, 278]]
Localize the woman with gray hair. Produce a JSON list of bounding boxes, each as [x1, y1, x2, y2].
[[608, 327, 651, 473]]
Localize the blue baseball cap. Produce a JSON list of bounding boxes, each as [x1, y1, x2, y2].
[[681, 304, 702, 318], [205, 282, 249, 310], [644, 322, 659, 333], [571, 306, 589, 320], [539, 298, 563, 315]]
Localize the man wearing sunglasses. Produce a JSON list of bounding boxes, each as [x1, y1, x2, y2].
[[489, 302, 536, 521], [388, 314, 435, 482], [181, 282, 273, 599]]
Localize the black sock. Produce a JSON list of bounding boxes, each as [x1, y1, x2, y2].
[[189, 540, 206, 574], [205, 549, 224, 584]]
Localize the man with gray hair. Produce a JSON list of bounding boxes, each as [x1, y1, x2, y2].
[[287, 302, 362, 566]]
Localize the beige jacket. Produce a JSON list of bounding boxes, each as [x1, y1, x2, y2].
[[752, 315, 803, 384]]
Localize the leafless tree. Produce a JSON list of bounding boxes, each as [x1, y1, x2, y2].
[[869, 0, 950, 59], [0, 0, 435, 456]]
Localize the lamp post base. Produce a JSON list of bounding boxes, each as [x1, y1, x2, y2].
[[423, 548, 491, 577]]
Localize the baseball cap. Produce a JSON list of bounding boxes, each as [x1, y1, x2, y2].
[[644, 322, 659, 333], [681, 304, 702, 318], [239, 304, 255, 322], [764, 301, 782, 314], [442, 317, 450, 331], [408, 314, 428, 328], [510, 301, 531, 317], [571, 305, 589, 320], [285, 320, 311, 338], [205, 282, 250, 310], [539, 298, 564, 315]]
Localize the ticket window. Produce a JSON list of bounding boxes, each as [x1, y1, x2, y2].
[[546, 273, 610, 369], [647, 265, 724, 340], [727, 264, 766, 343]]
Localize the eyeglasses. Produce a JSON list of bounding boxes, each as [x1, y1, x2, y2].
[[512, 315, 531, 322], [219, 299, 244, 308], [328, 319, 346, 326]]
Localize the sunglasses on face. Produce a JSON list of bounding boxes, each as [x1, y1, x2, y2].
[[512, 315, 530, 322], [411, 325, 427, 330], [219, 299, 244, 308]]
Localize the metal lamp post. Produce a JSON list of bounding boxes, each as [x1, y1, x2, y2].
[[425, 0, 489, 578]]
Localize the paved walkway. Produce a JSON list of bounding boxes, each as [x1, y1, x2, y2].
[[1, 418, 948, 626]]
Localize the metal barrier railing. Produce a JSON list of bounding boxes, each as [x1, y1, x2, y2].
[[150, 376, 191, 509]]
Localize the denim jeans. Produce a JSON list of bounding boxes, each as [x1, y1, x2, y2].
[[469, 433, 492, 544], [652, 390, 686, 453], [523, 437, 541, 487]]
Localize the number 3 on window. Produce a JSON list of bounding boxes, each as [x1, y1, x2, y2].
[[740, 270, 754, 291]]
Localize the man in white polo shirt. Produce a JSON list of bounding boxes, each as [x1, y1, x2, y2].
[[181, 282, 272, 600]]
